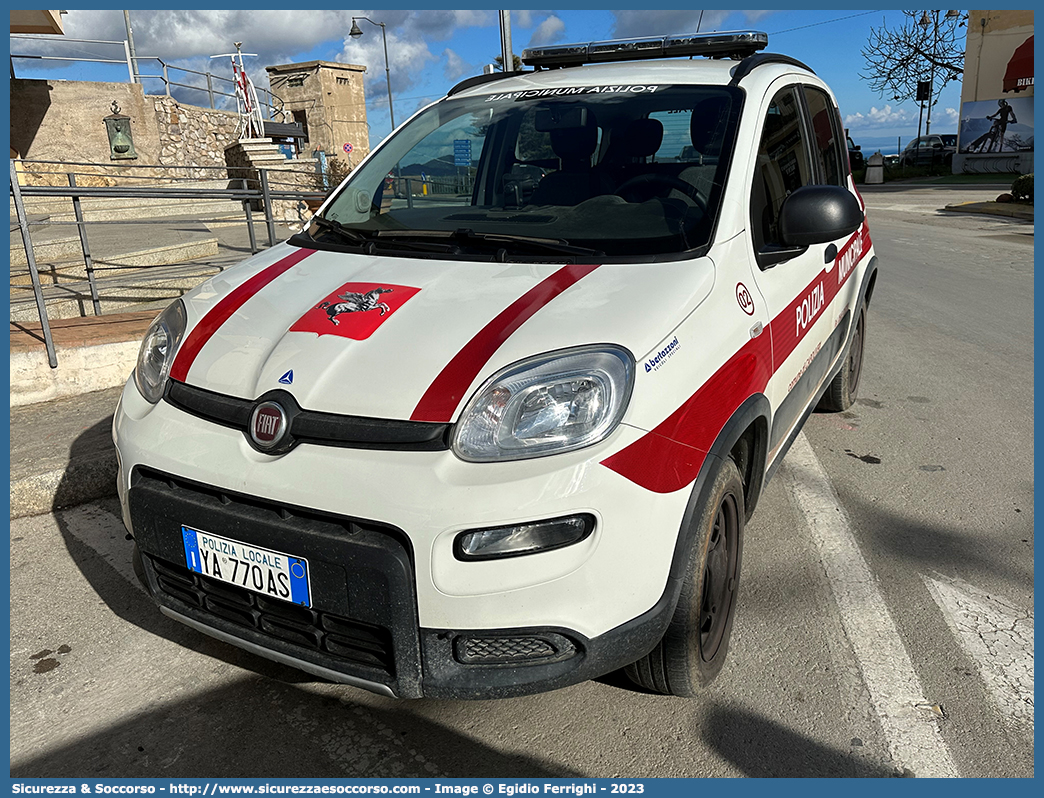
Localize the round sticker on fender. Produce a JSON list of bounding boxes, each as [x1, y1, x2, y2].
[[736, 282, 755, 315]]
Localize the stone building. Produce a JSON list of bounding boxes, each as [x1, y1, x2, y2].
[[265, 61, 370, 173], [954, 10, 1034, 174]]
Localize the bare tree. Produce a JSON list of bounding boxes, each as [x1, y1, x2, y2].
[[861, 10, 967, 133]]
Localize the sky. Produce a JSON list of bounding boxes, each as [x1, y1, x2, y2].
[[9, 6, 975, 156]]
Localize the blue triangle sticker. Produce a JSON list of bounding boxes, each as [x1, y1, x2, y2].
[[278, 369, 294, 385]]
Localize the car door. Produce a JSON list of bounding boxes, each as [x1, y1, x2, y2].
[[745, 81, 853, 456]]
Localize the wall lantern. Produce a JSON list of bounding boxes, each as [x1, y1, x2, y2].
[[104, 100, 137, 160]]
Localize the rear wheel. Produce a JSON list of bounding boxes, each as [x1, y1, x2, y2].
[[625, 457, 744, 696], [818, 302, 866, 412]]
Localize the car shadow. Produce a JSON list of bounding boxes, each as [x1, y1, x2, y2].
[[10, 675, 578, 778], [699, 702, 901, 777]]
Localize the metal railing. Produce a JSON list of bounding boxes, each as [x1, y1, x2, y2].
[[10, 159, 326, 368], [10, 35, 284, 119]]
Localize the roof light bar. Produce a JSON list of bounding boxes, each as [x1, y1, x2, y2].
[[522, 30, 768, 69]]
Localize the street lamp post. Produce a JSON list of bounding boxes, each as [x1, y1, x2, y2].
[[918, 10, 963, 138], [919, 10, 939, 136], [349, 16, 395, 132]]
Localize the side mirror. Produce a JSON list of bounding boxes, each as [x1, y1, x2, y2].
[[779, 185, 863, 247]]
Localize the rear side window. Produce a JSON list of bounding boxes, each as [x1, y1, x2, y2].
[[804, 87, 845, 186], [648, 110, 693, 162]]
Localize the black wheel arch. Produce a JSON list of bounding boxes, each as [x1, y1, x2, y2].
[[665, 393, 770, 590]]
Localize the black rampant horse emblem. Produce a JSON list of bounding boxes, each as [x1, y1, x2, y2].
[[316, 287, 393, 326]]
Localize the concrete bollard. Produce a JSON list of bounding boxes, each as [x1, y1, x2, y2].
[[865, 151, 885, 184]]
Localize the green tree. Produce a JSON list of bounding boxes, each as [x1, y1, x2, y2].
[[493, 53, 524, 72]]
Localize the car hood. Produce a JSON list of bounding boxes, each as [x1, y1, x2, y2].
[[171, 243, 715, 423]]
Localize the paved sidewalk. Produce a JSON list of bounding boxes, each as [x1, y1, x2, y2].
[[10, 385, 124, 519]]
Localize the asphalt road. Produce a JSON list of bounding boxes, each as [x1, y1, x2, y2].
[[9, 186, 1033, 779]]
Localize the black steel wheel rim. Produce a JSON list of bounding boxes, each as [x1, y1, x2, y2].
[[848, 310, 865, 395], [699, 491, 740, 662]]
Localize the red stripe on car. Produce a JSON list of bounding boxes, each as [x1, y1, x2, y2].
[[411, 263, 601, 422], [603, 226, 870, 493], [170, 248, 316, 383]]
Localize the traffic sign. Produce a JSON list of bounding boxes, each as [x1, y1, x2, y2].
[[343, 142, 353, 154], [453, 139, 472, 166]]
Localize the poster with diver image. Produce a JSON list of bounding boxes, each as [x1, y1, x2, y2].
[[958, 96, 1034, 154]]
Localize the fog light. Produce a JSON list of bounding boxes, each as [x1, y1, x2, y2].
[[454, 514, 595, 561]]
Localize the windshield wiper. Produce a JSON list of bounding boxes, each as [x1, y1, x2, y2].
[[309, 215, 372, 245], [374, 229, 605, 259]]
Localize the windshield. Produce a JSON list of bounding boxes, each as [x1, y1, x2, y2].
[[314, 84, 742, 261]]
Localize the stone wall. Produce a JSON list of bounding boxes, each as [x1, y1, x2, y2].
[[11, 78, 241, 185], [152, 95, 240, 179]]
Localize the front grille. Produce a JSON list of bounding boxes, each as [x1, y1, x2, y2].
[[165, 381, 450, 452], [149, 554, 395, 675]]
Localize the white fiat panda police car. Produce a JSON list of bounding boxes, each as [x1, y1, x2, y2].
[[114, 31, 877, 699]]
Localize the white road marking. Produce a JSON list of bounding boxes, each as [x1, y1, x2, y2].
[[923, 574, 1034, 730], [780, 434, 959, 778]]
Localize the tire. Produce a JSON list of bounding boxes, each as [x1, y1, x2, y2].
[[818, 301, 866, 412], [625, 457, 745, 696]]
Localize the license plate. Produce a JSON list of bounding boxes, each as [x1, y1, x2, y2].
[[182, 526, 311, 607]]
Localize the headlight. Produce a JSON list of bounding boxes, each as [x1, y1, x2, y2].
[[133, 299, 187, 403], [452, 345, 634, 462]]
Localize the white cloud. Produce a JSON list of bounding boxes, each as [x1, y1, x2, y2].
[[443, 48, 472, 82], [530, 15, 566, 47], [514, 10, 539, 29], [339, 29, 434, 98], [941, 106, 959, 128], [612, 10, 773, 38], [53, 9, 358, 62], [844, 104, 915, 130], [338, 10, 494, 99]]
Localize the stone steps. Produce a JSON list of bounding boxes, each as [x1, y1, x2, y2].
[[10, 223, 220, 270]]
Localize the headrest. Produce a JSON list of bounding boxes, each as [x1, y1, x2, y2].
[[550, 123, 599, 161], [690, 96, 731, 155], [622, 118, 664, 158]]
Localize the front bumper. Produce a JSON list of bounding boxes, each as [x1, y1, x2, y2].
[[129, 466, 676, 699], [114, 379, 696, 698]]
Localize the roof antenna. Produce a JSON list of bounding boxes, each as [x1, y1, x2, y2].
[[690, 10, 706, 58]]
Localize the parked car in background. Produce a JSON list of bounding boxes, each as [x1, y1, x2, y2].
[[846, 133, 864, 171], [901, 134, 956, 167]]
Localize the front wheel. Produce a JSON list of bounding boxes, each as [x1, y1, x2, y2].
[[625, 456, 745, 696]]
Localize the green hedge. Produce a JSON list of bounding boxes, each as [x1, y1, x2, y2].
[[1011, 173, 1033, 203]]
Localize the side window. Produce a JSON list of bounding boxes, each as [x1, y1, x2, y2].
[[381, 112, 488, 212], [804, 87, 845, 186], [515, 108, 555, 162], [648, 110, 692, 162], [750, 86, 813, 254]]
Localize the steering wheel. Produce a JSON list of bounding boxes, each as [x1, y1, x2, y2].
[[616, 174, 707, 212]]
